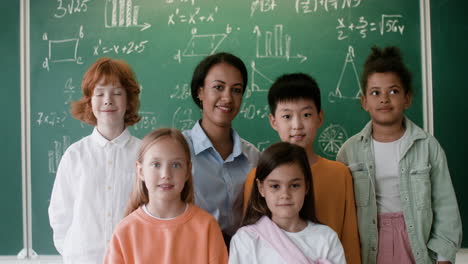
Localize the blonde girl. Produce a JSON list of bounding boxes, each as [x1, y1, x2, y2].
[[104, 128, 228, 264]]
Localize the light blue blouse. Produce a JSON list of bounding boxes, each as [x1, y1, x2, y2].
[[183, 121, 259, 235]]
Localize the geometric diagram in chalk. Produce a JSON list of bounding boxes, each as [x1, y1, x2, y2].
[[253, 24, 307, 63], [49, 39, 79, 62], [318, 124, 348, 158], [182, 33, 227, 57], [48, 136, 71, 174], [172, 106, 196, 131], [256, 140, 271, 152], [245, 60, 274, 98], [42, 27, 84, 71], [104, 0, 152, 31], [328, 46, 362, 103]]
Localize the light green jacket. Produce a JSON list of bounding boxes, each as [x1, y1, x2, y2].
[[337, 117, 462, 264]]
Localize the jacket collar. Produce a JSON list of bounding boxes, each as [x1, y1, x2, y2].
[[357, 116, 427, 144]]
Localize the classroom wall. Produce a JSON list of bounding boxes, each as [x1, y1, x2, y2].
[[1, 0, 466, 259], [431, 0, 468, 248], [0, 0, 23, 256]]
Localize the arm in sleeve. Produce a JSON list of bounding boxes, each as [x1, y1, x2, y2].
[[103, 232, 125, 264], [242, 168, 256, 214], [228, 231, 255, 264], [326, 230, 346, 264], [426, 139, 462, 263], [208, 218, 229, 264], [339, 168, 362, 264], [48, 150, 74, 255]]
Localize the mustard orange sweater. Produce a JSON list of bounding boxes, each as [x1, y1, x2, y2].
[[104, 204, 228, 264], [243, 156, 361, 264]]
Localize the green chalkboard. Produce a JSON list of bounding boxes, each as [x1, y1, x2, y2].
[[0, 0, 23, 256], [29, 0, 422, 254], [431, 0, 468, 247]]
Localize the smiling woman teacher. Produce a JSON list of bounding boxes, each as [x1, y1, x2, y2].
[[183, 52, 260, 243]]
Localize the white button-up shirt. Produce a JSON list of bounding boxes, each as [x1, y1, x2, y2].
[[48, 128, 141, 263]]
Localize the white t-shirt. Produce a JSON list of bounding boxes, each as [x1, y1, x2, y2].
[[229, 221, 345, 264], [48, 128, 141, 263], [372, 131, 407, 213]]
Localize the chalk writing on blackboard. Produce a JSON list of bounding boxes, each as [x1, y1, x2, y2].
[[133, 111, 159, 131], [172, 106, 196, 131], [170, 83, 191, 100], [64, 78, 76, 105], [174, 30, 228, 63], [253, 25, 307, 63], [48, 136, 71, 174], [295, 0, 361, 14], [104, 0, 151, 31], [336, 15, 405, 40], [165, 0, 196, 5], [250, 0, 277, 17], [239, 103, 269, 120], [54, 0, 90, 19], [256, 141, 271, 152], [93, 39, 149, 56], [41, 26, 84, 71], [245, 61, 274, 98], [167, 7, 218, 25], [328, 46, 362, 103], [36, 112, 68, 128], [318, 124, 348, 158]]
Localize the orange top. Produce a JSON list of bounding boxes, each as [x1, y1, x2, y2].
[[104, 204, 228, 264], [243, 156, 361, 264]]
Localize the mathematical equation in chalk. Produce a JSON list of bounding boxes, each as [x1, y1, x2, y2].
[[133, 111, 159, 131], [336, 15, 405, 40], [170, 83, 191, 100], [239, 103, 269, 120], [54, 0, 91, 18], [295, 0, 361, 14], [168, 6, 218, 25], [36, 111, 68, 128], [93, 39, 149, 56]]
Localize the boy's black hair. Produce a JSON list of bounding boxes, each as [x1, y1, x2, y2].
[[361, 46, 412, 94], [268, 73, 321, 115], [190, 52, 248, 108]]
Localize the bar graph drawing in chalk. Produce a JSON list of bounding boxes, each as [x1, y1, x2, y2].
[[328, 46, 363, 103], [182, 33, 227, 57], [48, 136, 71, 174], [253, 24, 307, 63], [105, 0, 151, 31]]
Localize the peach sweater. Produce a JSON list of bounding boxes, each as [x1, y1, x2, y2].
[[243, 156, 361, 264], [104, 204, 228, 264]]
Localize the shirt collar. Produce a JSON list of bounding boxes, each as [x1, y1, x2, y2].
[[91, 127, 132, 148], [190, 120, 243, 159], [358, 115, 426, 143]]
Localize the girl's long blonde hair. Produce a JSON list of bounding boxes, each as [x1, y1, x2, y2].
[[125, 128, 194, 216]]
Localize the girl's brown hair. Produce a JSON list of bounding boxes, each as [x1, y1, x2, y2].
[[71, 57, 141, 126], [241, 142, 318, 227], [125, 128, 194, 216]]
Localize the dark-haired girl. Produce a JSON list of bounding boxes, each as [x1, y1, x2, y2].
[[337, 46, 462, 264], [230, 142, 345, 264]]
